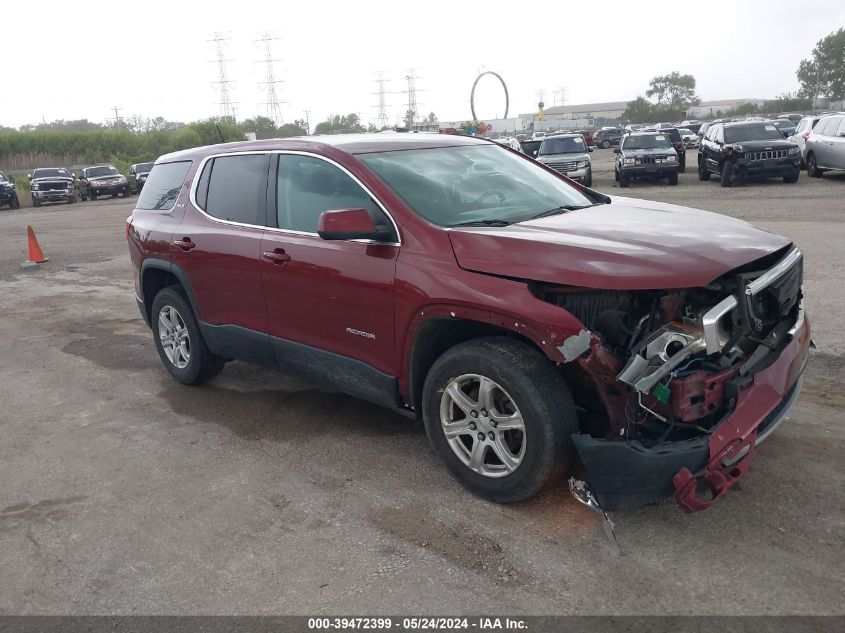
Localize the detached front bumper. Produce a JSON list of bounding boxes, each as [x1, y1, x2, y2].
[[737, 157, 801, 176], [573, 310, 811, 512]]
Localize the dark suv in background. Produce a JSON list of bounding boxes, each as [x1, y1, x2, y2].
[[127, 133, 809, 514], [614, 131, 679, 187], [593, 128, 624, 148], [78, 165, 130, 200], [0, 170, 20, 209], [698, 121, 801, 186], [29, 167, 78, 207], [128, 162, 155, 195]]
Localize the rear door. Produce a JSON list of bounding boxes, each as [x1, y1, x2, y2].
[[259, 152, 400, 401], [172, 152, 273, 365], [813, 117, 838, 167], [830, 117, 845, 169]]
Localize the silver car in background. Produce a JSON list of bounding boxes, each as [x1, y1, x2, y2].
[[535, 133, 593, 186], [805, 113, 845, 177], [788, 115, 822, 168]]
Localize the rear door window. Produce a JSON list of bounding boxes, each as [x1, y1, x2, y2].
[[135, 161, 192, 211], [201, 154, 269, 225]]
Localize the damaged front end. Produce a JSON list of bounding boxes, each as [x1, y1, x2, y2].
[[537, 245, 811, 512]]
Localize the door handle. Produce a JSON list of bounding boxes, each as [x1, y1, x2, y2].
[[262, 248, 291, 264], [173, 237, 196, 251]]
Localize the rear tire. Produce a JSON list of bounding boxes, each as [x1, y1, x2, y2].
[[601, 140, 610, 149], [151, 286, 225, 385], [807, 153, 822, 178], [421, 337, 578, 504]]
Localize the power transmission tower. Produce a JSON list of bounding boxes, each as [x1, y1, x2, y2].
[[108, 105, 124, 128], [255, 32, 285, 125], [208, 32, 237, 122], [373, 72, 391, 130], [554, 86, 568, 107], [402, 69, 421, 129]]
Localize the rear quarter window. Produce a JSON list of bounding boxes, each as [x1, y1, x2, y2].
[[200, 154, 269, 225], [136, 161, 192, 211]]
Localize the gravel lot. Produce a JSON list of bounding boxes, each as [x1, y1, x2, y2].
[[0, 150, 842, 616]]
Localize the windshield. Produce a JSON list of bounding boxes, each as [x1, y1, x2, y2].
[[539, 136, 586, 155], [724, 124, 785, 143], [359, 145, 595, 228], [0, 172, 7, 182], [678, 128, 693, 136], [622, 134, 672, 150], [32, 168, 71, 179], [86, 166, 119, 178], [136, 162, 155, 173]]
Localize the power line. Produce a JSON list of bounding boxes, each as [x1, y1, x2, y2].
[[107, 105, 124, 128], [208, 32, 237, 122], [255, 32, 285, 125], [373, 72, 390, 130]]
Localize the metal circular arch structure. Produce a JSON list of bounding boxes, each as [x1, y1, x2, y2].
[[470, 71, 509, 121]]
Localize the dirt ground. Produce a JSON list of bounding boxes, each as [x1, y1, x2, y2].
[[0, 152, 842, 615]]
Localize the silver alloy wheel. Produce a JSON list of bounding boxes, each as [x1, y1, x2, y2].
[[158, 305, 191, 369], [439, 374, 526, 478]]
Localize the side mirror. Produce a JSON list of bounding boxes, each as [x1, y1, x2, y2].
[[613, 148, 621, 154], [317, 208, 390, 241], [588, 146, 594, 152], [72, 173, 77, 178]]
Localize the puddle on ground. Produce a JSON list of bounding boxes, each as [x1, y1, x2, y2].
[[368, 506, 526, 585], [62, 321, 156, 372]]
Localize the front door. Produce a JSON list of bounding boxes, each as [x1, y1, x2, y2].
[[259, 153, 400, 405]]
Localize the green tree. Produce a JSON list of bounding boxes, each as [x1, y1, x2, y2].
[[238, 115, 278, 140], [646, 72, 700, 110], [622, 97, 656, 123], [797, 28, 845, 100], [314, 114, 366, 135], [277, 120, 308, 137]]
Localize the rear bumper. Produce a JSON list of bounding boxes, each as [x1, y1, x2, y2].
[[574, 311, 811, 511]]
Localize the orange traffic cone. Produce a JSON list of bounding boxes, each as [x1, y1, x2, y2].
[[27, 225, 48, 263]]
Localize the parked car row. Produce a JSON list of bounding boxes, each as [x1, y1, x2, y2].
[[0, 161, 156, 210]]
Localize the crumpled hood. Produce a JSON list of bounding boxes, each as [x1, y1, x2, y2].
[[448, 196, 791, 290]]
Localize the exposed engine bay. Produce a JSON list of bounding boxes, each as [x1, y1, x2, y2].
[[532, 244, 807, 510]]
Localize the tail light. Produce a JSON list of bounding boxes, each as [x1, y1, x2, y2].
[[125, 215, 133, 239]]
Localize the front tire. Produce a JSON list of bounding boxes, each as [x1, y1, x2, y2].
[[678, 155, 686, 173], [720, 160, 736, 187], [9, 195, 20, 209], [421, 337, 578, 504], [619, 171, 630, 188], [89, 190, 97, 201], [601, 140, 611, 149], [668, 171, 679, 186], [151, 287, 225, 385], [698, 158, 710, 181], [783, 169, 800, 184], [583, 169, 592, 188]]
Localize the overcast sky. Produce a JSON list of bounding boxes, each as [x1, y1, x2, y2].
[[2, 0, 842, 129]]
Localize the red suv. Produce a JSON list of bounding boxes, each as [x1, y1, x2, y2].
[[127, 134, 810, 513]]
